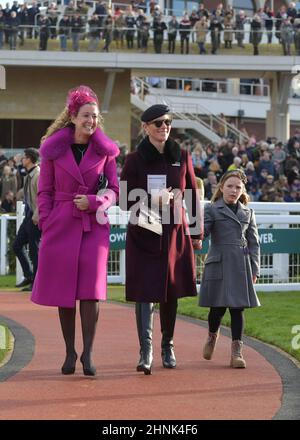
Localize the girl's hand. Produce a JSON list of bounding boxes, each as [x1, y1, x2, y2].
[[74, 195, 89, 211], [192, 239, 202, 250], [253, 275, 257, 284]]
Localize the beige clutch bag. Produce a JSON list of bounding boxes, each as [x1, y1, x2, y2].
[[138, 204, 162, 236]]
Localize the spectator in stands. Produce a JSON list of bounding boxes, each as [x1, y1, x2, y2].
[[31, 85, 119, 377], [88, 12, 100, 52], [7, 10, 19, 50], [47, 2, 59, 40], [125, 5, 136, 49], [19, 3, 30, 46], [38, 14, 50, 51], [0, 164, 17, 201], [250, 14, 263, 55], [280, 16, 293, 55], [167, 15, 179, 54], [227, 156, 242, 171], [248, 183, 261, 201], [152, 14, 167, 53], [223, 11, 234, 49], [28, 1, 40, 39], [263, 5, 274, 44], [235, 10, 246, 48], [179, 13, 191, 54], [189, 8, 199, 43], [209, 13, 223, 54], [195, 15, 208, 54], [114, 9, 125, 49], [199, 169, 260, 369], [70, 12, 84, 51], [58, 14, 71, 51], [204, 171, 218, 200], [120, 104, 203, 375], [13, 148, 40, 292], [102, 10, 113, 52], [0, 190, 15, 213], [138, 13, 150, 53]]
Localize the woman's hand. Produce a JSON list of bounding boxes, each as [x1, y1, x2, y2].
[[152, 187, 174, 206], [192, 239, 202, 250], [74, 195, 89, 211], [253, 275, 257, 284]]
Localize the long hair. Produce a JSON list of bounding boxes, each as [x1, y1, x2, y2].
[[211, 169, 250, 205], [41, 105, 104, 143]]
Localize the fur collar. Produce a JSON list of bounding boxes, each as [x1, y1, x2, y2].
[[40, 126, 119, 160], [137, 136, 181, 164]]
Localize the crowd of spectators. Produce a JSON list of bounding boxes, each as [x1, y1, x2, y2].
[[184, 128, 300, 202], [1, 126, 300, 216], [1, 1, 300, 54]]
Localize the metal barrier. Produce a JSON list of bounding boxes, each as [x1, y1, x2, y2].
[[1, 201, 300, 291]]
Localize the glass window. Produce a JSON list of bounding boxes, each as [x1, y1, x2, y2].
[[168, 0, 199, 16], [233, 0, 255, 14]]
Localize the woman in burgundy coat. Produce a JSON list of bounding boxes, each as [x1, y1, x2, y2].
[[31, 86, 119, 376], [120, 104, 203, 375]]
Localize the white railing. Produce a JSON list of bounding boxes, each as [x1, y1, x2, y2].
[[1, 201, 300, 291], [133, 76, 249, 143]]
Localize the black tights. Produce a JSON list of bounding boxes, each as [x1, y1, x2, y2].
[[58, 300, 99, 366], [208, 307, 244, 341]]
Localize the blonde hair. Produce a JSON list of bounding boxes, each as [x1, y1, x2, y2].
[[211, 169, 250, 204], [41, 105, 104, 144]]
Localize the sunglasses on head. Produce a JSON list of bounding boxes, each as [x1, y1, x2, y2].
[[148, 119, 172, 128]]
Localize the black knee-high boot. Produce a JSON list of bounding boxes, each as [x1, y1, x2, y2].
[[79, 300, 99, 376], [58, 307, 77, 374], [160, 298, 178, 368], [135, 302, 154, 375]]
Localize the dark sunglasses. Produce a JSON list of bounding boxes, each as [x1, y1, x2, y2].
[[148, 119, 172, 128]]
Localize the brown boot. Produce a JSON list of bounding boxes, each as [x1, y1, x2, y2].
[[203, 330, 219, 360], [230, 340, 246, 368]]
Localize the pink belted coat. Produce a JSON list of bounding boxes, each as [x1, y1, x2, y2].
[[31, 126, 119, 308]]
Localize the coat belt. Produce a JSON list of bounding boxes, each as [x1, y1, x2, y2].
[[212, 238, 248, 247], [54, 189, 91, 232]]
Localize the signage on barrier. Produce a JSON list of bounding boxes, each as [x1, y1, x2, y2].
[[110, 227, 300, 253]]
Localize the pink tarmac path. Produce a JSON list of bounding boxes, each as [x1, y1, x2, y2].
[[0, 291, 282, 420]]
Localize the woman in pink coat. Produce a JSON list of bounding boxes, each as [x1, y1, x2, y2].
[[31, 85, 119, 376]]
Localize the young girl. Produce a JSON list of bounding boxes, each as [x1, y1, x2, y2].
[[199, 170, 260, 368]]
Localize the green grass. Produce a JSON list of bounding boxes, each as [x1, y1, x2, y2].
[[1, 277, 300, 362], [10, 38, 289, 56], [0, 324, 10, 364], [108, 285, 300, 363]]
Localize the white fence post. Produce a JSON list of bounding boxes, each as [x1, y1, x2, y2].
[[16, 201, 25, 285], [0, 215, 8, 275]]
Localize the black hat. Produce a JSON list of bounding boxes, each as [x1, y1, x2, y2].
[[141, 104, 170, 122]]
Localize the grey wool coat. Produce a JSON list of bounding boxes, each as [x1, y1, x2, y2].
[[199, 198, 261, 308]]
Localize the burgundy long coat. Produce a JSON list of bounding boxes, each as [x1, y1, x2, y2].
[[31, 126, 119, 308], [120, 137, 203, 303]]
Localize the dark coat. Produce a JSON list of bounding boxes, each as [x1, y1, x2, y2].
[[120, 136, 203, 303], [199, 198, 260, 308]]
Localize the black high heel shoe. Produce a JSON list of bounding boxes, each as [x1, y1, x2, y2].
[[61, 352, 77, 375], [80, 354, 96, 376]]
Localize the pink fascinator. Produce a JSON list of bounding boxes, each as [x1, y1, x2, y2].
[[66, 85, 99, 115]]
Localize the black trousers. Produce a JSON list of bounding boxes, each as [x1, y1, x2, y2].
[[13, 216, 41, 281]]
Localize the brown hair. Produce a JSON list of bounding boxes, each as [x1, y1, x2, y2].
[[211, 169, 250, 204]]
